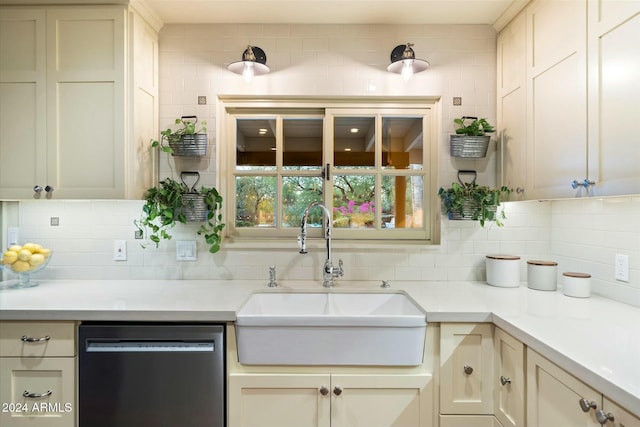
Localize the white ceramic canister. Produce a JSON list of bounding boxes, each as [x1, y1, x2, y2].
[[562, 272, 591, 298], [527, 260, 558, 291], [486, 255, 521, 288]]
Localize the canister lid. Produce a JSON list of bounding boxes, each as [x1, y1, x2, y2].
[[486, 255, 520, 260], [562, 272, 591, 278], [527, 260, 558, 266]]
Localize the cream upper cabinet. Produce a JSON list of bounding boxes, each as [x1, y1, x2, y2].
[[440, 323, 494, 415], [228, 372, 433, 427], [493, 328, 524, 427], [526, 0, 588, 199], [0, 5, 158, 200], [497, 10, 527, 201], [586, 0, 640, 196], [527, 349, 600, 427], [497, 0, 639, 199], [0, 9, 47, 199]]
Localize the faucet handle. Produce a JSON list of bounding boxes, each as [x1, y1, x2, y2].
[[337, 259, 344, 276], [297, 236, 307, 254], [267, 266, 278, 287]]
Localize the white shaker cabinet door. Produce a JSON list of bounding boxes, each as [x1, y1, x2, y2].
[[0, 9, 47, 199], [526, 349, 600, 427], [494, 328, 524, 427], [45, 6, 126, 199], [587, 1, 640, 196], [440, 323, 494, 415], [526, 0, 589, 199], [331, 374, 434, 427], [496, 10, 527, 200], [228, 373, 331, 427]]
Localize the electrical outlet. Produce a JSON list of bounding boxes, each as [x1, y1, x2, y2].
[[615, 254, 629, 282], [114, 240, 127, 261], [176, 240, 197, 261]]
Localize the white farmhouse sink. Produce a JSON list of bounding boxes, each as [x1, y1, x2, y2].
[[235, 290, 427, 366]]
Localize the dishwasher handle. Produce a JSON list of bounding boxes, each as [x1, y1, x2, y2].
[[85, 340, 215, 353]]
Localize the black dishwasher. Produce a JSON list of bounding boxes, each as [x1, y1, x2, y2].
[[79, 322, 225, 427]]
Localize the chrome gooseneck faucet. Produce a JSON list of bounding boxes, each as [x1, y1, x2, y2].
[[298, 202, 344, 288]]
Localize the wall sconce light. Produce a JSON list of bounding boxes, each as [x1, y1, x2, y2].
[[227, 45, 270, 82], [387, 43, 429, 81]]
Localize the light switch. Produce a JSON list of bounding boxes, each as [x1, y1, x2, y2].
[[7, 227, 19, 247], [176, 240, 197, 261]]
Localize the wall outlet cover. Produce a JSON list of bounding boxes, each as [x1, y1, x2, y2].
[[114, 240, 127, 261], [615, 254, 629, 282]]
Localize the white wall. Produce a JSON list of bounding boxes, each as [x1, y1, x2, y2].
[[2, 24, 638, 308]]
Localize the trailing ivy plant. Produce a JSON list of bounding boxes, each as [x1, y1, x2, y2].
[[134, 178, 225, 253], [453, 116, 495, 136], [151, 116, 207, 154], [438, 181, 511, 227]]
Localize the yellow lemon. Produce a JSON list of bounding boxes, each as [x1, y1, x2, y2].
[[33, 243, 43, 253], [12, 260, 30, 272], [17, 249, 32, 262], [8, 245, 22, 252], [1, 251, 18, 265], [22, 243, 39, 253], [29, 253, 45, 267], [39, 248, 52, 258]]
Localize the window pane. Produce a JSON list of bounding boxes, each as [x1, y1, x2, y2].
[[236, 119, 276, 170], [235, 176, 276, 227], [283, 118, 323, 170], [382, 117, 423, 170], [282, 176, 323, 227], [334, 117, 375, 169], [333, 175, 376, 228], [381, 176, 424, 229]]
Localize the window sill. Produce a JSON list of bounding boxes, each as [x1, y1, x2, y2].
[[222, 237, 440, 251]]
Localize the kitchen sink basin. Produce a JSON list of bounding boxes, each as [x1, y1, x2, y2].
[[235, 290, 427, 366]]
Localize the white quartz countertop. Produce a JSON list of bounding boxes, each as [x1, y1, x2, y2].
[[1, 279, 638, 416]]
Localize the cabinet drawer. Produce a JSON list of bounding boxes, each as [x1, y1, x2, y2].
[[0, 322, 76, 357], [0, 357, 75, 427]]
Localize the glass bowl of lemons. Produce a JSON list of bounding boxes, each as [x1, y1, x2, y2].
[[1, 243, 53, 289]]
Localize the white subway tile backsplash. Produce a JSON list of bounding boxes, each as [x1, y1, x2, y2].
[[2, 24, 637, 308]]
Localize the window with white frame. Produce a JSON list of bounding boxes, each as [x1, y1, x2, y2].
[[220, 98, 439, 244]]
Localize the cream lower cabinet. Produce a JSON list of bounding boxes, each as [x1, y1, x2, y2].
[[493, 328, 524, 427], [600, 397, 640, 427], [527, 349, 640, 427], [228, 372, 433, 427], [527, 348, 600, 426], [440, 323, 494, 416], [0, 321, 76, 427]]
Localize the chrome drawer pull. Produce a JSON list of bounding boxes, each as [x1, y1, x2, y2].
[[21, 335, 51, 343], [23, 390, 52, 398]]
